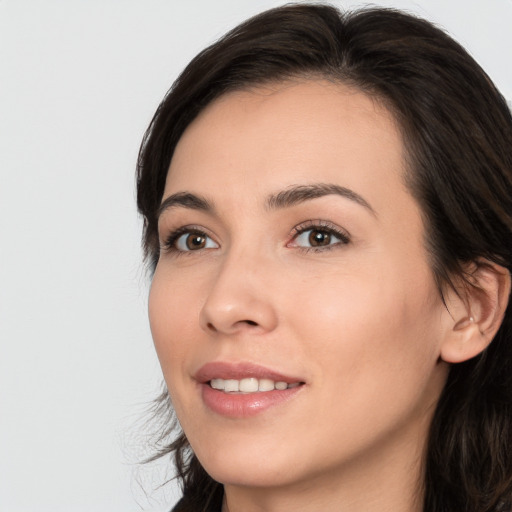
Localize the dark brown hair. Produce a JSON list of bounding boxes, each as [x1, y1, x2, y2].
[[136, 4, 512, 511]]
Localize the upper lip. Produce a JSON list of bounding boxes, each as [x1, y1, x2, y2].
[[194, 361, 304, 384]]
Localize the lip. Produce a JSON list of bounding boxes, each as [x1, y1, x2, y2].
[[195, 361, 303, 383], [195, 361, 305, 418]]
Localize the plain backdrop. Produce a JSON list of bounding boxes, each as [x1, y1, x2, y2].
[[1, 1, 511, 511]]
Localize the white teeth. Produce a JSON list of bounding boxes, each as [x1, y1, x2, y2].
[[224, 379, 239, 392], [210, 378, 224, 390], [239, 378, 259, 392], [209, 378, 300, 393], [258, 378, 275, 392]]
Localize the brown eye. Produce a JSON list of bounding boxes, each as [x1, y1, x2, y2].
[[292, 224, 348, 251], [174, 230, 218, 252], [308, 229, 331, 247], [186, 234, 206, 250]]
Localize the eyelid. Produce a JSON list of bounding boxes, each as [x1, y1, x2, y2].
[[288, 219, 351, 249], [159, 220, 349, 255], [160, 224, 219, 254]]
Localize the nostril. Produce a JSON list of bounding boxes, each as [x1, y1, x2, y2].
[[204, 320, 257, 332]]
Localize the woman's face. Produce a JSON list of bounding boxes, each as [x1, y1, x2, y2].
[[149, 80, 450, 495]]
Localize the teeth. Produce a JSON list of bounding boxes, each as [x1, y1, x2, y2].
[[224, 379, 239, 392], [258, 378, 275, 392], [239, 378, 259, 393], [210, 379, 225, 390], [209, 378, 299, 393]]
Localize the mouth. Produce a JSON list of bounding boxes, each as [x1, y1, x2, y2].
[[195, 362, 305, 417], [209, 377, 303, 393]]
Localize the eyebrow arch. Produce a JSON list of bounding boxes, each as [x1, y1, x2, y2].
[[157, 192, 214, 219], [266, 183, 376, 215], [157, 183, 375, 220]]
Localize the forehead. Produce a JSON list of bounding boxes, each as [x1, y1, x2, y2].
[[164, 80, 408, 216]]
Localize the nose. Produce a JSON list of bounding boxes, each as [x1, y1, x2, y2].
[[199, 251, 279, 336]]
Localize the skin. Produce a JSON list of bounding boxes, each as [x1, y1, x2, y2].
[[149, 80, 454, 512]]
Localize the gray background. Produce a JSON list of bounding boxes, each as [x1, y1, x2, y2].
[[1, 0, 511, 510]]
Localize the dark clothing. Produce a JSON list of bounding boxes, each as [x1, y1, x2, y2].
[[171, 494, 512, 511], [171, 493, 223, 512]]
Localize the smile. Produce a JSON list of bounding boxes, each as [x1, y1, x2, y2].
[[210, 377, 302, 393], [196, 362, 305, 417]]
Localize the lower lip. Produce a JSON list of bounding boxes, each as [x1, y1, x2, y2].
[[201, 383, 303, 418]]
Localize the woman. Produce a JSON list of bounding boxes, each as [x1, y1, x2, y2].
[[136, 4, 512, 511]]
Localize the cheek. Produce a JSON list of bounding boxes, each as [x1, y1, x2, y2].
[[285, 272, 445, 459], [148, 272, 206, 431], [287, 262, 443, 398], [148, 268, 199, 377]]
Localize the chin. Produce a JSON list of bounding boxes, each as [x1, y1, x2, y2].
[[203, 459, 302, 489], [190, 432, 309, 488]]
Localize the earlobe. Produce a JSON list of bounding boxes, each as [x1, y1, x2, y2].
[[440, 261, 511, 364]]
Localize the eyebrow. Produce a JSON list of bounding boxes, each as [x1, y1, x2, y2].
[[157, 183, 375, 219], [157, 192, 214, 219], [266, 183, 376, 215]]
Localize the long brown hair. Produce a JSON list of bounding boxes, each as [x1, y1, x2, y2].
[[137, 4, 512, 511]]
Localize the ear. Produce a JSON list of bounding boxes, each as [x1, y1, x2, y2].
[[440, 260, 511, 364]]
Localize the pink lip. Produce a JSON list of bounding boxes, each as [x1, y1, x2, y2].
[[195, 362, 305, 418], [195, 361, 303, 383]]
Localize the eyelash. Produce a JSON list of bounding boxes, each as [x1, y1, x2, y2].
[[162, 225, 217, 256], [290, 220, 350, 253], [160, 220, 350, 256]]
